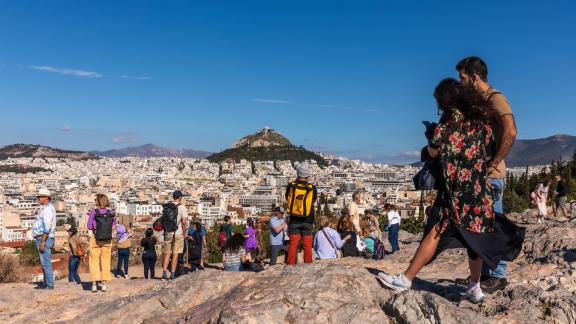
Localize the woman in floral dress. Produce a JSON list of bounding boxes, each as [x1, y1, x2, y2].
[[379, 78, 524, 303]]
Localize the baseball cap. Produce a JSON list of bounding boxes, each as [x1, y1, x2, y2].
[[173, 190, 183, 199]]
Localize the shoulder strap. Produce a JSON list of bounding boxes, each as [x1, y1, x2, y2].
[[486, 89, 502, 101], [321, 228, 337, 251], [94, 209, 101, 216]]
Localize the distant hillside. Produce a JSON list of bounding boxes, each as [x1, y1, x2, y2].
[[506, 134, 576, 167], [208, 128, 327, 166], [94, 144, 211, 158], [0, 144, 98, 161], [0, 164, 52, 174]]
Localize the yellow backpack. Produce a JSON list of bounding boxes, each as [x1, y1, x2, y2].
[[286, 181, 315, 217]]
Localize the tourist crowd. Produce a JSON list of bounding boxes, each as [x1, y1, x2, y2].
[[30, 56, 569, 305]]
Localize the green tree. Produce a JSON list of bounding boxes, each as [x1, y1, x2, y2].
[[18, 241, 40, 266], [323, 201, 333, 217]]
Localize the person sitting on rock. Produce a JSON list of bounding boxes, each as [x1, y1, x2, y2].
[[339, 218, 359, 257], [222, 233, 248, 271], [378, 78, 524, 304], [361, 227, 376, 259], [314, 216, 343, 260]]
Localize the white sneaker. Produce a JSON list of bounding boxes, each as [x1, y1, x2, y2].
[[91, 284, 97, 293], [378, 272, 412, 292], [101, 284, 107, 292], [463, 286, 485, 304]]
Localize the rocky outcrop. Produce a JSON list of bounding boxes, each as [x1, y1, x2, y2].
[[1, 218, 575, 323]]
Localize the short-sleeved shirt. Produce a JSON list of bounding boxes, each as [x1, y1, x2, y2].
[[387, 211, 401, 226], [140, 237, 157, 252], [557, 181, 568, 197], [174, 204, 187, 236], [219, 223, 234, 240], [223, 247, 246, 266], [244, 226, 258, 250], [187, 227, 206, 237], [362, 236, 376, 253], [431, 116, 496, 234], [269, 216, 286, 246], [487, 89, 513, 179]]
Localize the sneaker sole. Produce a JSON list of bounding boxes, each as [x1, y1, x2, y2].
[[377, 275, 407, 292], [466, 296, 485, 304]]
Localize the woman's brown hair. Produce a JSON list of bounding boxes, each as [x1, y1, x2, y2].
[[95, 194, 110, 209]]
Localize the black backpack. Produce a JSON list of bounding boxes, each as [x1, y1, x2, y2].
[[94, 209, 115, 241], [371, 237, 386, 260], [162, 203, 179, 233], [341, 233, 359, 257]]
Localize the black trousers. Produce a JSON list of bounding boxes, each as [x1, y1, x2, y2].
[[142, 250, 157, 279]]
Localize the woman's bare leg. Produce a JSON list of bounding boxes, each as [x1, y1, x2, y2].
[[468, 257, 483, 284], [404, 225, 442, 281]]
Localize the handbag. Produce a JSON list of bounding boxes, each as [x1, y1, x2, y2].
[[321, 228, 342, 258], [75, 237, 86, 257], [413, 158, 442, 191]]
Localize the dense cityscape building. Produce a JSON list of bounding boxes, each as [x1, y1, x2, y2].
[[0, 155, 540, 243]]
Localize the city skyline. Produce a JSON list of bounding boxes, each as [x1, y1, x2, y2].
[[1, 1, 575, 163]]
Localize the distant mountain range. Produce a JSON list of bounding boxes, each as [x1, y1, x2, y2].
[[0, 144, 98, 161], [506, 134, 576, 167], [1, 133, 573, 166], [93, 144, 211, 158], [207, 128, 328, 166]]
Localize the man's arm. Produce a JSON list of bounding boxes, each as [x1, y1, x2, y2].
[[490, 114, 517, 170], [274, 223, 287, 234], [181, 207, 188, 237], [40, 208, 56, 253]]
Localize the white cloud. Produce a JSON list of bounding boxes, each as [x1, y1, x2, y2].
[[121, 75, 151, 80], [60, 126, 72, 132], [112, 130, 136, 144], [29, 65, 102, 78], [305, 103, 336, 108], [252, 98, 292, 104]]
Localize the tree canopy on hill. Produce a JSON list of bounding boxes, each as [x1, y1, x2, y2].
[[0, 165, 52, 174], [504, 150, 576, 213], [207, 145, 327, 166]]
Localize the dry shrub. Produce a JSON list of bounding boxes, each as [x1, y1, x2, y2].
[[0, 252, 20, 283]]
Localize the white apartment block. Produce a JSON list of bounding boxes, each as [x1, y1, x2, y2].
[[127, 203, 162, 216], [238, 194, 277, 213]]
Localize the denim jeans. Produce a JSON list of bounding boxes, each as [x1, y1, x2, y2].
[[68, 255, 81, 283], [482, 178, 508, 279], [224, 263, 242, 272], [35, 237, 55, 288], [388, 224, 400, 251], [116, 248, 130, 276]]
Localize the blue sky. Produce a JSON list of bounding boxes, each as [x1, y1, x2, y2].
[[1, 0, 575, 163]]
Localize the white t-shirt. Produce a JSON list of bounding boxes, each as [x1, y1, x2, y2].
[[175, 204, 187, 236], [387, 211, 401, 226]]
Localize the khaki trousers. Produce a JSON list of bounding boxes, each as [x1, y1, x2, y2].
[[88, 236, 112, 281]]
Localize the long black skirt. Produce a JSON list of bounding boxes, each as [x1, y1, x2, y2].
[[429, 213, 526, 270]]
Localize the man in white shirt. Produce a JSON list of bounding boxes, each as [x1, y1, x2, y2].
[[162, 190, 188, 282], [32, 189, 57, 289], [385, 203, 401, 253], [348, 191, 363, 234]]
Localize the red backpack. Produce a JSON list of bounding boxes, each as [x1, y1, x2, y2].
[[218, 232, 227, 247]]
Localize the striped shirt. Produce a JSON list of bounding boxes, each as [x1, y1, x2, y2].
[[223, 247, 246, 266]]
